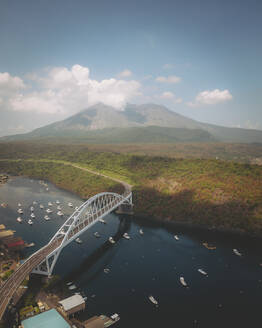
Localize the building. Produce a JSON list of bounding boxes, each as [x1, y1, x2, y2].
[[59, 294, 85, 316], [0, 230, 14, 240], [0, 224, 6, 231], [3, 237, 25, 251], [21, 308, 71, 328]]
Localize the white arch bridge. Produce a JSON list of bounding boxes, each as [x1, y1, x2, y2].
[[0, 191, 133, 320]]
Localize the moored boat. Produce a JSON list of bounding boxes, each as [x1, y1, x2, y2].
[[174, 235, 179, 240], [17, 208, 23, 214], [99, 218, 106, 224], [149, 295, 158, 306], [198, 269, 208, 276], [75, 237, 82, 244], [109, 237, 115, 244], [233, 248, 242, 256], [139, 229, 144, 235], [123, 232, 130, 240], [94, 232, 100, 238], [180, 276, 188, 287], [57, 211, 64, 216], [28, 219, 33, 225], [68, 202, 73, 207], [17, 217, 22, 223]]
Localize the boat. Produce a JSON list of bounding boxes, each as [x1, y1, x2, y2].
[[68, 284, 77, 290], [26, 242, 35, 247], [75, 238, 82, 244], [174, 235, 179, 240], [108, 237, 115, 244], [46, 208, 52, 213], [33, 201, 37, 205], [198, 269, 208, 276], [57, 205, 62, 210], [17, 208, 23, 214], [94, 232, 100, 238], [110, 313, 120, 322], [139, 229, 144, 235], [66, 282, 73, 286], [233, 249, 242, 256], [30, 213, 35, 218], [18, 203, 22, 207], [28, 219, 33, 225], [17, 217, 22, 223], [104, 268, 110, 273], [202, 242, 216, 250], [98, 218, 106, 224], [57, 211, 64, 216], [30, 206, 34, 212], [39, 204, 44, 209], [56, 200, 60, 204], [123, 233, 130, 240], [44, 215, 50, 221], [149, 295, 158, 306], [180, 277, 188, 287], [46, 188, 49, 191], [68, 202, 73, 207], [48, 202, 53, 206], [75, 206, 79, 210]]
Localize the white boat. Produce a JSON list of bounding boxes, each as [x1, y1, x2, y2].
[[57, 211, 64, 216], [104, 268, 110, 273], [48, 202, 53, 206], [233, 249, 242, 256], [198, 269, 208, 276], [30, 206, 34, 212], [26, 242, 35, 247], [75, 206, 79, 210], [66, 282, 73, 286], [174, 235, 179, 240], [28, 219, 33, 225], [110, 313, 120, 322], [33, 201, 37, 205], [149, 295, 158, 305], [17, 208, 23, 214], [46, 208, 52, 213], [17, 217, 22, 223], [44, 215, 50, 221], [123, 233, 130, 240], [40, 204, 44, 209], [94, 232, 100, 238], [109, 237, 115, 244], [68, 202, 73, 207], [68, 284, 77, 290], [46, 188, 49, 191], [18, 203, 22, 207], [98, 218, 106, 224], [57, 205, 62, 210], [30, 213, 35, 218], [56, 200, 60, 204], [180, 277, 187, 287], [139, 229, 144, 235], [75, 238, 82, 244]]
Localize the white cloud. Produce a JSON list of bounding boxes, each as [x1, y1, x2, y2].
[[155, 75, 181, 83], [188, 89, 233, 107], [117, 69, 133, 78], [159, 91, 183, 104], [0, 72, 25, 95], [4, 65, 141, 114]]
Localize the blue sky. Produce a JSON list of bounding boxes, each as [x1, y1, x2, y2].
[[0, 0, 261, 135]]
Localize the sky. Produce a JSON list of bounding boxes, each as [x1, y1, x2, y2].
[[0, 0, 261, 136]]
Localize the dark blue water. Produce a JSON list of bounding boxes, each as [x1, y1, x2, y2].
[[0, 177, 262, 327]]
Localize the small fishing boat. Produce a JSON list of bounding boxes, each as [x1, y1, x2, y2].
[[123, 233, 130, 240], [17, 217, 22, 223], [109, 237, 115, 244], [149, 295, 158, 306], [39, 204, 44, 209], [66, 281, 73, 286], [98, 218, 106, 224], [30, 213, 35, 218], [17, 208, 23, 214], [48, 202, 53, 206], [46, 208, 52, 213], [26, 242, 35, 247], [94, 232, 100, 238], [75, 206, 79, 210], [198, 269, 208, 276], [75, 238, 82, 244], [44, 215, 50, 221], [139, 229, 144, 235], [18, 203, 22, 207], [30, 206, 34, 212], [68, 202, 73, 207], [104, 268, 110, 274], [180, 277, 188, 287], [56, 200, 60, 204], [174, 235, 179, 240], [28, 219, 33, 225], [233, 249, 242, 256], [68, 284, 77, 290], [33, 201, 37, 205], [57, 211, 64, 216]]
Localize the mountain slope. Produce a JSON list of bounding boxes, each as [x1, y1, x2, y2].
[[2, 103, 262, 143]]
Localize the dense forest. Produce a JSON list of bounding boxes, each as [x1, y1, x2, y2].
[[0, 142, 262, 236]]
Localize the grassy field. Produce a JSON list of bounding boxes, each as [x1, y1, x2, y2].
[[0, 142, 262, 235]]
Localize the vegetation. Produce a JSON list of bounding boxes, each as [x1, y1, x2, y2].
[[2, 269, 14, 281], [0, 142, 262, 236]]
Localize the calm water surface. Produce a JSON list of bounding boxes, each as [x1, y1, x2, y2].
[[0, 177, 262, 327]]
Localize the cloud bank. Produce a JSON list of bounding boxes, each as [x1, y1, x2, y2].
[[188, 89, 233, 107], [1, 65, 141, 115]]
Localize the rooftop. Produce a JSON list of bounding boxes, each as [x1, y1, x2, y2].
[[22, 309, 71, 328], [59, 294, 85, 312]]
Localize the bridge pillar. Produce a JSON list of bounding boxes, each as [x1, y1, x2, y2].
[[115, 203, 134, 215]]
